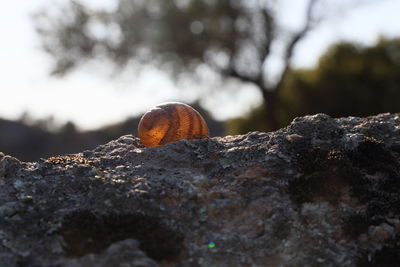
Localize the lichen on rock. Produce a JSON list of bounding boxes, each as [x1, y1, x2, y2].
[[0, 113, 399, 266]]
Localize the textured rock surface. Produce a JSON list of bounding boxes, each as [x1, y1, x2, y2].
[[1, 113, 400, 266]]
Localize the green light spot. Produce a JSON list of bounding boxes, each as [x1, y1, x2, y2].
[[208, 242, 215, 249]]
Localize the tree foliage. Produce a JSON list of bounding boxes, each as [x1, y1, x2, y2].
[[229, 38, 400, 134], [36, 0, 275, 77], [283, 38, 400, 118], [35, 0, 324, 131]]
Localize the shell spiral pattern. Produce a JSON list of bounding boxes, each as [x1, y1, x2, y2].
[[138, 102, 209, 147]]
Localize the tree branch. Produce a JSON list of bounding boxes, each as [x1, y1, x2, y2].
[[272, 0, 319, 92], [227, 67, 260, 85], [207, 58, 262, 87], [259, 8, 274, 65]]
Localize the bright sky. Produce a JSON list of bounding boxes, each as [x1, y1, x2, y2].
[[0, 0, 399, 130]]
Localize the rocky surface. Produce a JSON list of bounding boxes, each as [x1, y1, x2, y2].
[[0, 113, 400, 266]]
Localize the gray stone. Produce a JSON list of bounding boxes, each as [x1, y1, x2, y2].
[[0, 113, 399, 266]]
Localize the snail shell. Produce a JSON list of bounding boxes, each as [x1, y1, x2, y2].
[[138, 102, 209, 147]]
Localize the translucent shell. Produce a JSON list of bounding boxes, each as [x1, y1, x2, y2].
[[138, 102, 209, 147]]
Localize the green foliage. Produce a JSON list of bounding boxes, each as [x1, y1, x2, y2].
[[227, 38, 400, 134], [285, 38, 400, 118]]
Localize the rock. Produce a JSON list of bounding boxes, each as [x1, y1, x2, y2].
[[0, 113, 400, 266], [0, 155, 22, 179], [64, 239, 158, 267]]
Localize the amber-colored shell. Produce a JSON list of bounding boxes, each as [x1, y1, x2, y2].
[[138, 102, 209, 147]]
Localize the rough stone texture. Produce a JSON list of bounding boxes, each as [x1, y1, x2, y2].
[[1, 113, 400, 266]]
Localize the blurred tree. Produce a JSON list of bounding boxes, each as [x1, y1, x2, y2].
[[60, 121, 78, 135], [18, 111, 32, 125], [229, 38, 400, 134], [33, 116, 56, 132], [35, 0, 322, 131], [280, 38, 400, 122], [35, 0, 371, 131]]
